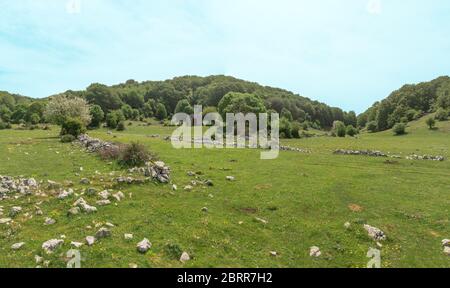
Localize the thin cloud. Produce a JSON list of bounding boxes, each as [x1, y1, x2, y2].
[[367, 0, 382, 15]]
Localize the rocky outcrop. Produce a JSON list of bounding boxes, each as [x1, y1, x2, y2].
[[406, 154, 445, 162], [334, 149, 388, 157], [127, 161, 171, 184], [0, 176, 39, 200], [77, 134, 119, 153]]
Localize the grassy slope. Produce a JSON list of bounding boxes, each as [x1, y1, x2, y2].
[[0, 118, 449, 268]]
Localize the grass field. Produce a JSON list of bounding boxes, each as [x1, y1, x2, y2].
[[0, 116, 449, 268]]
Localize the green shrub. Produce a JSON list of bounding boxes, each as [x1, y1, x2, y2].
[[155, 103, 168, 120], [116, 121, 126, 131], [366, 121, 378, 133], [279, 118, 293, 139], [0, 121, 11, 130], [426, 117, 436, 130], [393, 123, 406, 135], [333, 121, 346, 137], [89, 105, 105, 128], [435, 108, 448, 121], [106, 113, 118, 129], [119, 142, 153, 167], [60, 118, 86, 137], [61, 134, 76, 143], [291, 122, 301, 139], [164, 243, 183, 260], [29, 113, 41, 125], [346, 125, 358, 137]]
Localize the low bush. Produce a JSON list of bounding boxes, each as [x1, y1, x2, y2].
[[435, 108, 448, 121], [164, 243, 183, 260], [116, 121, 126, 131], [119, 142, 153, 167], [60, 118, 86, 137], [61, 134, 76, 143], [393, 123, 406, 135], [0, 121, 11, 130], [366, 121, 378, 133]]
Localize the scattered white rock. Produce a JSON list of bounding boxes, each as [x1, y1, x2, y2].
[[57, 189, 74, 200], [255, 217, 268, 225], [112, 192, 125, 202], [226, 176, 235, 181], [137, 238, 152, 253], [42, 239, 64, 254], [124, 234, 134, 240], [180, 252, 190, 263], [11, 242, 25, 251], [86, 236, 95, 246], [344, 222, 351, 229], [35, 255, 43, 264], [0, 218, 12, 224], [98, 190, 111, 200], [364, 225, 387, 241], [9, 206, 22, 217], [71, 242, 84, 248], [444, 247, 450, 256], [310, 246, 321, 258], [184, 185, 193, 191], [73, 198, 97, 213], [95, 228, 111, 239], [44, 218, 56, 226], [96, 200, 111, 206], [442, 239, 450, 247], [67, 207, 81, 216], [172, 184, 178, 191], [269, 251, 278, 257]]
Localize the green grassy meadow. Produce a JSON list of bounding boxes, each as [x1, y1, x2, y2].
[[0, 117, 449, 268]]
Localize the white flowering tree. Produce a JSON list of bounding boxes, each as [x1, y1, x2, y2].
[[44, 94, 91, 126]]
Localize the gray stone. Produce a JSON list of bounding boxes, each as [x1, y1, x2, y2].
[[86, 236, 95, 246], [9, 206, 22, 217], [71, 242, 84, 248], [44, 218, 56, 226], [310, 246, 321, 258], [42, 239, 64, 254], [0, 218, 12, 224], [67, 207, 81, 216], [180, 252, 190, 263], [11, 242, 25, 251], [95, 228, 111, 239], [136, 238, 152, 253], [364, 224, 387, 241], [80, 178, 90, 185]]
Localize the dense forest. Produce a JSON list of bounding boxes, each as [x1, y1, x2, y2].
[[358, 76, 450, 132], [1, 75, 449, 136], [67, 75, 358, 130]]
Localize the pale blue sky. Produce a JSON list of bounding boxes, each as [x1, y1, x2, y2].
[[1, 0, 449, 112]]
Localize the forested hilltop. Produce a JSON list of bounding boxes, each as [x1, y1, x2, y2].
[[63, 75, 358, 130], [358, 76, 450, 132], [1, 75, 449, 137]]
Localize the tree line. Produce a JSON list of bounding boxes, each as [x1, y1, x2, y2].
[[1, 75, 449, 137], [358, 76, 450, 132]]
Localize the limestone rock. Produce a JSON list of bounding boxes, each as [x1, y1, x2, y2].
[[364, 225, 387, 241], [310, 246, 321, 258], [180, 252, 190, 263], [42, 239, 64, 254], [86, 236, 95, 246], [11, 242, 25, 251], [44, 218, 56, 226], [95, 227, 111, 239], [137, 238, 152, 253]]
